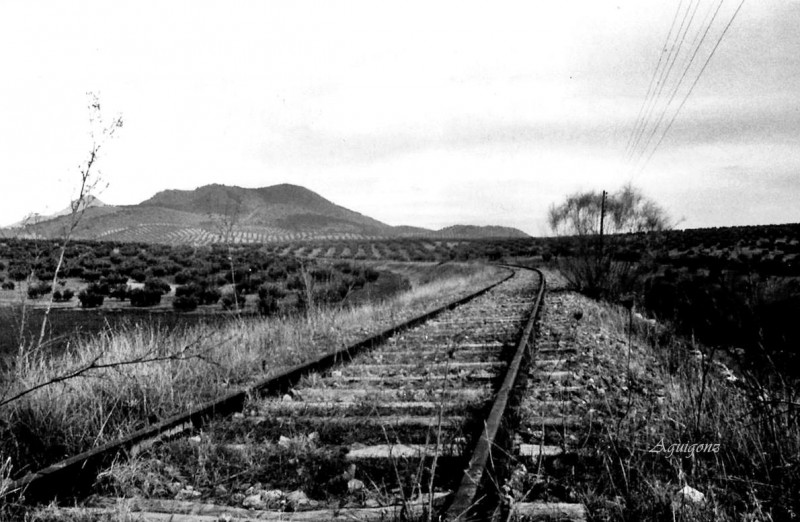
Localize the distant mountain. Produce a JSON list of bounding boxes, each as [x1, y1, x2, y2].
[[3, 184, 529, 244], [6, 196, 106, 228], [427, 225, 530, 239]]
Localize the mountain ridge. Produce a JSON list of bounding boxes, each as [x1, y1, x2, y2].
[[5, 196, 106, 228], [3, 184, 529, 244]]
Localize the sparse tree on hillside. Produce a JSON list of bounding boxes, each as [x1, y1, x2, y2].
[[548, 184, 671, 298], [34, 93, 123, 352], [210, 199, 243, 312]]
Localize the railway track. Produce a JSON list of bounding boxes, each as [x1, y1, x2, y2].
[[20, 267, 587, 521]]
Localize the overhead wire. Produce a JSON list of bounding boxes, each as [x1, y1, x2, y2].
[[624, 0, 685, 157], [626, 0, 699, 161], [634, 0, 747, 177], [630, 0, 724, 170]]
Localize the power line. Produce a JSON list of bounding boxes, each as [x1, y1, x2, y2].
[[634, 0, 747, 177], [627, 0, 700, 161], [630, 0, 725, 169], [627, 0, 693, 160], [624, 0, 685, 157]]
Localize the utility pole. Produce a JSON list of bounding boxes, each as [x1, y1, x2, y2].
[[599, 190, 607, 257]]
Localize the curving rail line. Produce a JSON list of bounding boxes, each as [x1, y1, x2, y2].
[[14, 266, 556, 521]]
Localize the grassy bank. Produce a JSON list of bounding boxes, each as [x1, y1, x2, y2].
[[533, 268, 800, 520], [0, 263, 505, 492]]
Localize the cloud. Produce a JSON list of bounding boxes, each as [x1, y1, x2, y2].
[[260, 115, 621, 168], [645, 95, 800, 148]]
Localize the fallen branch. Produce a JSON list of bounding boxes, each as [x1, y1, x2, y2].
[[1, 334, 214, 409]]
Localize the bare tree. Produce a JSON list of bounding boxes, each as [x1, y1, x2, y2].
[[548, 183, 670, 238], [547, 184, 671, 298], [210, 197, 244, 312], [33, 93, 123, 352]]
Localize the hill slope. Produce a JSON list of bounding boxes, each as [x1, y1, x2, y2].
[[4, 184, 529, 244]]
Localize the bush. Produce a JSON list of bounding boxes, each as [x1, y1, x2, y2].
[[196, 286, 221, 305], [128, 288, 162, 307], [257, 284, 286, 316], [85, 282, 111, 296], [1, 281, 14, 290], [314, 281, 350, 304], [310, 266, 334, 282], [177, 283, 221, 305], [65, 265, 85, 278], [174, 284, 195, 298], [78, 289, 104, 308], [35, 270, 55, 282], [27, 282, 53, 299], [333, 262, 353, 274], [143, 278, 171, 296], [223, 267, 252, 285], [172, 295, 198, 312], [101, 273, 128, 286], [286, 274, 306, 291], [174, 270, 196, 285], [8, 267, 28, 282], [220, 291, 246, 311], [52, 289, 75, 302], [362, 267, 380, 283], [145, 265, 167, 278], [81, 270, 102, 283], [109, 284, 129, 300]]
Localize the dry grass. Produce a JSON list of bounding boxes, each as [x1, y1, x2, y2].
[[555, 289, 800, 521], [0, 264, 505, 492]]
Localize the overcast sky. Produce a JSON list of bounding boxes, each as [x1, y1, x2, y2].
[[1, 1, 798, 235]]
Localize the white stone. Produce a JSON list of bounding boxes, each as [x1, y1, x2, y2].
[[175, 488, 201, 500], [678, 485, 705, 504], [262, 489, 284, 504], [347, 478, 365, 492], [286, 490, 311, 508]]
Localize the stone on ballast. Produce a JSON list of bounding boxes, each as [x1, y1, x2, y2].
[[678, 485, 705, 504], [348, 478, 365, 492], [286, 490, 312, 509], [174, 487, 201, 500]]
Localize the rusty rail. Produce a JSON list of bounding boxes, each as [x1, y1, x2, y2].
[[445, 267, 545, 521]]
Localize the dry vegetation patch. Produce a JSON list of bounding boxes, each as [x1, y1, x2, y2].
[[0, 263, 505, 504], [518, 268, 800, 521]]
